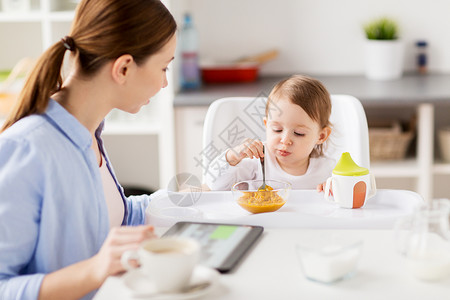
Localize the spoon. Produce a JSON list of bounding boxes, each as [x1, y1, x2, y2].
[[258, 145, 267, 191]]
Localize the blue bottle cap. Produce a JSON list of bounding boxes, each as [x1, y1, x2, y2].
[[416, 40, 427, 47], [184, 13, 192, 25]]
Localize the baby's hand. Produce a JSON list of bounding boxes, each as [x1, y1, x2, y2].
[[226, 138, 264, 166], [316, 182, 325, 193], [316, 182, 333, 196]]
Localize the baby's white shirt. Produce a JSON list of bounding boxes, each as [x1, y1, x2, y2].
[[205, 149, 335, 191]]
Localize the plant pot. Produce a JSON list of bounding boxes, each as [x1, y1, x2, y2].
[[364, 39, 404, 80]]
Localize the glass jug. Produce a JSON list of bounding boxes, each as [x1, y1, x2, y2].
[[395, 199, 450, 281]]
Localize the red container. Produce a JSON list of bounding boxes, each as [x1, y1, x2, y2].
[[201, 62, 259, 83]]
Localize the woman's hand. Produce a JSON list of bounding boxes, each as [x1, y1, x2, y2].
[[39, 225, 157, 300], [226, 138, 264, 166], [89, 225, 157, 285]]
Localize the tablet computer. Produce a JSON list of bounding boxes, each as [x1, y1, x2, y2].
[[162, 221, 264, 273]]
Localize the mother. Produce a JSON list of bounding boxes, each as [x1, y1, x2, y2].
[[0, 0, 176, 299]]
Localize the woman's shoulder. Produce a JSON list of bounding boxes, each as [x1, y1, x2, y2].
[[0, 114, 47, 142], [0, 115, 56, 162]]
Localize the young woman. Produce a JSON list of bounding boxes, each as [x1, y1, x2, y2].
[[205, 75, 334, 190], [0, 0, 176, 299]]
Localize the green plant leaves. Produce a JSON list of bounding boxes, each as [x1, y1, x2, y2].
[[364, 17, 399, 40]]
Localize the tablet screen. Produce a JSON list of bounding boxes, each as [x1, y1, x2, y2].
[[162, 222, 264, 273]]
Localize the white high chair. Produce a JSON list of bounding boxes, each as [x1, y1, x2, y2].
[[201, 95, 370, 183]]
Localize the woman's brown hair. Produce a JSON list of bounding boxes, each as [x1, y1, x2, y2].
[[265, 74, 332, 157], [1, 0, 177, 132]]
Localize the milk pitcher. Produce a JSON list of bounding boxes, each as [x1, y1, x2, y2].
[[395, 199, 450, 281], [324, 152, 376, 209]]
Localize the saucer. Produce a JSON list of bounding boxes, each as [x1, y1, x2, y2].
[[122, 265, 219, 299]]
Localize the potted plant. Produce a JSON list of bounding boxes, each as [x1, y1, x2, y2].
[[363, 17, 404, 80]]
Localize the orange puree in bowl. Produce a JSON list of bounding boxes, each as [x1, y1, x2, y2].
[[237, 190, 286, 214]]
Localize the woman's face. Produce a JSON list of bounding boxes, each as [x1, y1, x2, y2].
[[121, 34, 177, 113], [264, 97, 329, 173]]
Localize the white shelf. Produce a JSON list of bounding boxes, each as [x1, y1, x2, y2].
[[2, 117, 161, 135], [0, 11, 42, 22], [433, 162, 450, 175], [48, 11, 75, 22], [0, 11, 74, 22], [102, 121, 161, 136], [371, 160, 450, 177], [371, 159, 419, 177]]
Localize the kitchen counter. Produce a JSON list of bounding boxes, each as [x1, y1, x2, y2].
[[174, 73, 450, 107]]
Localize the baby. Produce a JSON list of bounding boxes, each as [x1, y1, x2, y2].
[[205, 74, 335, 190]]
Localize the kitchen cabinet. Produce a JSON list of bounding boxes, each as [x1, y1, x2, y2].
[[174, 74, 450, 201], [174, 106, 209, 182]]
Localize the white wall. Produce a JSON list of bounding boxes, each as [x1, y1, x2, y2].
[[174, 0, 450, 75]]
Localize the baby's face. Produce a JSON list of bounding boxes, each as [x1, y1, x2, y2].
[[265, 97, 328, 174]]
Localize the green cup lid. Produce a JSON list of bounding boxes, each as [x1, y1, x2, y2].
[[332, 152, 369, 176]]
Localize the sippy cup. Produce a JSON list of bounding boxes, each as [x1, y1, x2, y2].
[[324, 152, 376, 209]]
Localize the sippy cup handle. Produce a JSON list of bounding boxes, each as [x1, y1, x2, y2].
[[368, 173, 377, 199], [323, 177, 336, 203]]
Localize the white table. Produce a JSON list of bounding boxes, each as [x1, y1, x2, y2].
[[94, 189, 433, 300], [145, 189, 424, 229], [94, 229, 450, 300]]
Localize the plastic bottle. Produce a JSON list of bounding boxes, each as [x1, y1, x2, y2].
[[179, 13, 201, 90], [416, 40, 428, 74]]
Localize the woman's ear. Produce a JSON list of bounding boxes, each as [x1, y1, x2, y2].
[[317, 126, 332, 145], [111, 54, 134, 84]]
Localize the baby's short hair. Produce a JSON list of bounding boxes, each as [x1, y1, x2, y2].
[[266, 75, 332, 157]]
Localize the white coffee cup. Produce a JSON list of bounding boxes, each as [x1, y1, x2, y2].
[[121, 237, 200, 292]]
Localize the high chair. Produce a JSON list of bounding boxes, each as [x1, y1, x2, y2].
[[202, 95, 370, 183]]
